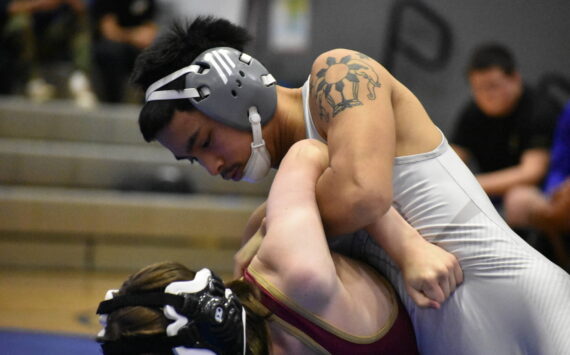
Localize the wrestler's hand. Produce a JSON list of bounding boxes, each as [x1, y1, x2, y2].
[[233, 219, 266, 278], [366, 207, 464, 309], [400, 238, 463, 309]]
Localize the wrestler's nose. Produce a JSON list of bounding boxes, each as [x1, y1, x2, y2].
[[200, 153, 223, 176]]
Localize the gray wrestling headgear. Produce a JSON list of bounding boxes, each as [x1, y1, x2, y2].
[[145, 47, 277, 182], [97, 268, 247, 355]]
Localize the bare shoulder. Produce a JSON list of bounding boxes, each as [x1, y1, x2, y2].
[[309, 49, 393, 123]]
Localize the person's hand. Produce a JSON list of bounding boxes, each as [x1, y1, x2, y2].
[[233, 219, 266, 278], [127, 25, 157, 49], [365, 207, 464, 309], [100, 15, 126, 43], [400, 238, 463, 309], [533, 178, 570, 232]]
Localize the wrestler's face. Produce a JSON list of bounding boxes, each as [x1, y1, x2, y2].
[[156, 110, 253, 181], [469, 67, 522, 117]]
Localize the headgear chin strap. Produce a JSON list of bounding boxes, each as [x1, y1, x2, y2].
[[96, 268, 246, 355], [145, 47, 277, 183], [242, 107, 271, 182]]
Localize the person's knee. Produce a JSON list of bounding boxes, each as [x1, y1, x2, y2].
[[503, 185, 545, 227]]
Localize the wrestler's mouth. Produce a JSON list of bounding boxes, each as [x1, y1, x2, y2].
[[222, 165, 242, 181]]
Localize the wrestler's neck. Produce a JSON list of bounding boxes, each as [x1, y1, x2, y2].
[[263, 85, 307, 168]]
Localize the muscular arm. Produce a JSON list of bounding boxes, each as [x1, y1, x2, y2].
[[252, 140, 338, 306], [477, 148, 550, 197], [249, 139, 463, 308], [310, 49, 396, 236], [306, 49, 462, 306]]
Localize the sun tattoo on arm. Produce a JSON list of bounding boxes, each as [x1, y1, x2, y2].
[[313, 54, 381, 122]]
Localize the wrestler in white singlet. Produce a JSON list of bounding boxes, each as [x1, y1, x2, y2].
[[301, 79, 570, 355]]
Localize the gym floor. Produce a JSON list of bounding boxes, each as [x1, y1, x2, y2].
[[0, 268, 129, 337]]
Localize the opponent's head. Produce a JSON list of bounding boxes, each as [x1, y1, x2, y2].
[[132, 17, 276, 182], [466, 43, 523, 117], [97, 262, 247, 355]]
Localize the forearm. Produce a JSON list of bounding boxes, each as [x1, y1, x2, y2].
[[365, 206, 425, 268], [9, 0, 59, 13], [316, 167, 391, 236], [478, 149, 549, 197], [478, 166, 545, 197], [366, 206, 463, 308]]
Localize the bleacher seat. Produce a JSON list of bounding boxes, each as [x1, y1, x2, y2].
[[0, 96, 272, 274]]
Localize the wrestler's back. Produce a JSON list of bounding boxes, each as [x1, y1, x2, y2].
[[249, 253, 415, 354]]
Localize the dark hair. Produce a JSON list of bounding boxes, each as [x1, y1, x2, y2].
[[132, 16, 252, 142], [466, 43, 517, 76], [97, 261, 270, 355]]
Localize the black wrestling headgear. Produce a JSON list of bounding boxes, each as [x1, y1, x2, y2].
[[96, 268, 246, 355]]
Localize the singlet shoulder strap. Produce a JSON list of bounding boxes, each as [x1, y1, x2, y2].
[[243, 268, 330, 353], [301, 76, 327, 143]]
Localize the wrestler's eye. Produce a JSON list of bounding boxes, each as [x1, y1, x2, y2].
[[202, 135, 211, 149]]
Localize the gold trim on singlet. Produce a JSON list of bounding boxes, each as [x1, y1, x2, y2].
[[241, 288, 331, 354], [246, 264, 399, 345]]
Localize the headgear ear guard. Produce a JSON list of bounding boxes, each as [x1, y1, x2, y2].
[[96, 268, 247, 355], [145, 47, 277, 183]]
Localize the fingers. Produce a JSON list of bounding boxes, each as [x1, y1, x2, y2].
[[232, 231, 264, 278], [422, 279, 446, 305], [406, 284, 441, 309], [454, 260, 464, 285], [408, 257, 464, 309], [233, 253, 246, 279], [439, 257, 463, 300], [232, 263, 243, 279], [440, 273, 452, 300], [446, 255, 464, 292]]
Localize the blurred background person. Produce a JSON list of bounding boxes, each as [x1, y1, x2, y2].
[[91, 0, 157, 103], [1, 0, 96, 107], [451, 43, 562, 206], [504, 101, 570, 270], [0, 0, 25, 95]]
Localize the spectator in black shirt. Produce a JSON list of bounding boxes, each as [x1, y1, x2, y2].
[[451, 43, 561, 201], [91, 0, 157, 103]]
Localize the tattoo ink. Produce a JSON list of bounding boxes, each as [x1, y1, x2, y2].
[[313, 54, 381, 122]]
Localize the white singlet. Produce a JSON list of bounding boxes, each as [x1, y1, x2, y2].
[[301, 79, 570, 355]]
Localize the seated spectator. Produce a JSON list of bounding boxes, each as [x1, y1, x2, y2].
[[451, 43, 561, 204], [504, 101, 570, 269], [91, 0, 157, 103], [0, 0, 24, 95], [4, 0, 96, 107]]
